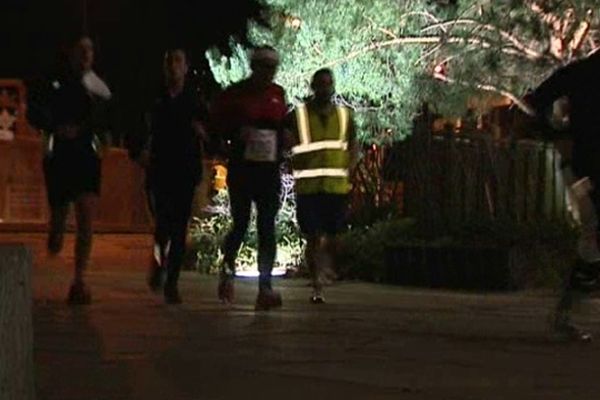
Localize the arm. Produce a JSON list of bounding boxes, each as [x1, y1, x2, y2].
[[282, 110, 299, 151], [136, 110, 153, 168], [347, 116, 359, 172]]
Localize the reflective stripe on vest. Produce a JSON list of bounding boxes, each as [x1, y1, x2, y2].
[[291, 140, 348, 155], [292, 103, 351, 194], [295, 103, 311, 145], [293, 168, 349, 179], [292, 104, 349, 155], [336, 106, 349, 141]]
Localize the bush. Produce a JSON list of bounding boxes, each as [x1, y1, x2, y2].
[[338, 217, 419, 282], [188, 172, 305, 275], [338, 216, 578, 289]]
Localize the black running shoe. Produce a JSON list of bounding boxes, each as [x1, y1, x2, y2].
[[164, 284, 182, 305], [67, 282, 91, 305]]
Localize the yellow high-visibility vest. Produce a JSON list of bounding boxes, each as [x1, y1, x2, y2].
[[291, 103, 351, 194]]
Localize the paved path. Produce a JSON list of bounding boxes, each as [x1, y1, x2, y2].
[[3, 233, 600, 400]]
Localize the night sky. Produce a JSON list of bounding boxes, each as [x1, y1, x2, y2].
[[1, 0, 266, 145], [1, 0, 264, 77]]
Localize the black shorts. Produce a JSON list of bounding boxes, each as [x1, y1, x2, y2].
[[296, 193, 348, 236], [43, 139, 101, 207]]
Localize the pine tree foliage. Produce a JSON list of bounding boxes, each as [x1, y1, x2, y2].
[[207, 0, 600, 143]]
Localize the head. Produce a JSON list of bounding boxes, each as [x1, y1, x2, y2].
[[70, 36, 94, 73], [163, 48, 189, 86], [311, 68, 335, 103], [250, 46, 279, 87]]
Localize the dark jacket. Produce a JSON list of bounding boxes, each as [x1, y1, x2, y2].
[[147, 85, 206, 184], [529, 51, 600, 177]]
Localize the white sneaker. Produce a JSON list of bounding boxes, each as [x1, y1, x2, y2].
[[310, 290, 325, 304]]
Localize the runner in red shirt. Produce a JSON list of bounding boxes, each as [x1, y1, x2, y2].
[[211, 46, 288, 310]]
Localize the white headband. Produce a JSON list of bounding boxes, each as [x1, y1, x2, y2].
[[251, 48, 279, 63]]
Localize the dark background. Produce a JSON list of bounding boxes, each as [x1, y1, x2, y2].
[[0, 0, 267, 147]]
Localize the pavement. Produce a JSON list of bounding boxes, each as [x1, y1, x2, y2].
[[2, 233, 600, 400]]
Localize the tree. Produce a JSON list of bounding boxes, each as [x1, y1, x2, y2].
[[207, 0, 600, 143], [207, 0, 434, 142], [421, 0, 600, 116]]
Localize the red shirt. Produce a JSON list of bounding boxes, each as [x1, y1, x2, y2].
[[211, 79, 287, 165]]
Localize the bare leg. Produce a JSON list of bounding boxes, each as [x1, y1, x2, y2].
[[306, 234, 327, 303], [73, 193, 97, 284], [554, 268, 592, 341], [552, 168, 597, 340], [305, 235, 320, 292], [321, 234, 339, 284], [48, 203, 69, 255]]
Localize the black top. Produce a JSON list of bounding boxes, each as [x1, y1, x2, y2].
[[148, 85, 206, 183], [41, 69, 112, 149], [50, 72, 94, 144], [529, 52, 600, 177]]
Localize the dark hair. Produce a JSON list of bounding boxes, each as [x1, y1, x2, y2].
[[55, 34, 94, 75], [253, 44, 277, 53], [58, 34, 92, 56], [312, 68, 334, 82], [65, 32, 92, 46], [250, 45, 279, 65], [164, 47, 190, 64]]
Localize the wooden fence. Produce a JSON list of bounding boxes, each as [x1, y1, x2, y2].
[[395, 131, 568, 229]]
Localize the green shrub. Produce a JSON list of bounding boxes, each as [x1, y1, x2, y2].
[[338, 216, 578, 288], [188, 173, 305, 275], [338, 217, 419, 282]]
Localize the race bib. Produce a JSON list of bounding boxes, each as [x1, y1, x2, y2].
[[243, 128, 277, 162]]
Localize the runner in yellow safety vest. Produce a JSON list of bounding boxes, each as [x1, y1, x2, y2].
[[286, 68, 359, 303]]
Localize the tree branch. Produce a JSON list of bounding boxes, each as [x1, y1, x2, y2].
[[399, 11, 448, 33], [527, 1, 561, 27], [365, 16, 398, 39], [291, 33, 544, 84], [318, 35, 493, 71], [586, 36, 599, 54], [414, 43, 443, 65], [433, 72, 535, 116], [570, 20, 591, 53], [421, 19, 545, 60]]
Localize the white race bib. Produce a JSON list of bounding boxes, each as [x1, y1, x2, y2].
[[243, 128, 277, 162]]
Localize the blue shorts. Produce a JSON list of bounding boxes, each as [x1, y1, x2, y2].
[[296, 193, 348, 236]]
